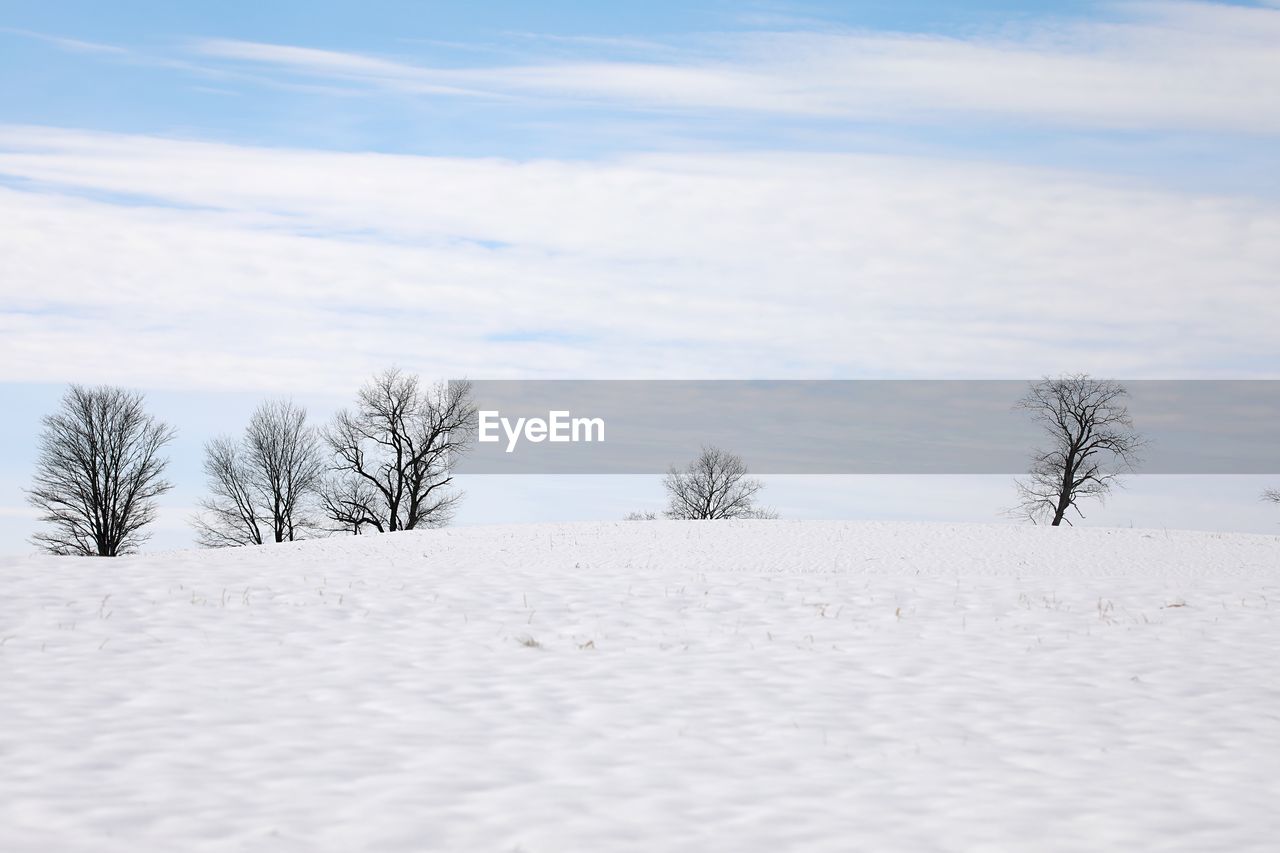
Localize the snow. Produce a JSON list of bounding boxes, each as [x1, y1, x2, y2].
[[2, 521, 1278, 852]]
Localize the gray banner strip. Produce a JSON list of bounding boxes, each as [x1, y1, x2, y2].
[[449, 380, 1280, 475]]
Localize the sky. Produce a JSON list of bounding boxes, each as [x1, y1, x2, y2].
[[2, 0, 1279, 551]]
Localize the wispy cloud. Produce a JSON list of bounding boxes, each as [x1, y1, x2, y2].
[[0, 27, 129, 55], [1, 126, 1277, 391], [187, 2, 1280, 133], [194, 40, 504, 99]]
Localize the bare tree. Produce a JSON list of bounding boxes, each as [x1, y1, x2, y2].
[[1264, 489, 1280, 506], [662, 445, 777, 520], [320, 369, 476, 533], [192, 399, 324, 547], [27, 385, 176, 556], [1011, 374, 1146, 526]]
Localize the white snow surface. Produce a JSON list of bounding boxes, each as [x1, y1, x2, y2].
[[2, 521, 1279, 852]]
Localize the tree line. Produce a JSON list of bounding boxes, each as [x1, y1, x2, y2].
[[27, 368, 475, 556], [25, 373, 1280, 555]]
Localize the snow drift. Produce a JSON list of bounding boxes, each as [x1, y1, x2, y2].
[[2, 521, 1278, 852]]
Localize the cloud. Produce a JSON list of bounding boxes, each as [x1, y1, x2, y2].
[[1, 125, 1277, 391], [193, 40, 502, 98], [0, 27, 129, 55], [187, 2, 1280, 134]]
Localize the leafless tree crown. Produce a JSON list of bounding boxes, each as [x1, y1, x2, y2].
[[1263, 488, 1280, 505], [27, 385, 176, 556], [320, 369, 476, 534], [192, 399, 324, 548], [662, 445, 777, 520], [1011, 374, 1146, 526]]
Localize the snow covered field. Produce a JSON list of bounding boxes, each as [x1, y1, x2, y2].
[[2, 521, 1278, 852]]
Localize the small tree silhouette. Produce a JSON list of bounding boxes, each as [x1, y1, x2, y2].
[[28, 385, 175, 556], [662, 445, 777, 520], [1011, 374, 1146, 526]]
